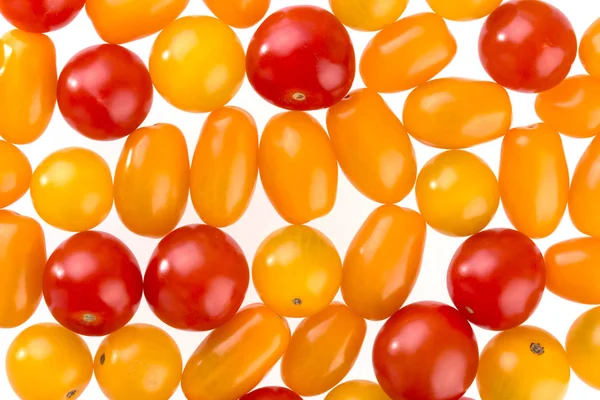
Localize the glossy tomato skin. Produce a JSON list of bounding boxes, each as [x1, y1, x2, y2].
[[0, 140, 31, 208], [325, 380, 390, 400], [567, 307, 600, 390], [43, 231, 143, 336], [479, 0, 577, 93], [0, 0, 85, 32], [240, 387, 302, 400], [329, 0, 408, 31], [580, 18, 600, 78], [426, 0, 501, 21], [569, 135, 600, 237], [247, 6, 355, 111], [57, 44, 153, 141], [144, 224, 249, 331], [203, 0, 270, 28], [373, 302, 479, 400]]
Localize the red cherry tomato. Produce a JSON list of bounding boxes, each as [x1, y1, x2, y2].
[[144, 224, 249, 331], [240, 387, 303, 400], [57, 44, 153, 141], [43, 231, 143, 336], [0, 0, 85, 32], [479, 0, 576, 93], [373, 301, 479, 400], [447, 229, 545, 331], [246, 6, 355, 111]]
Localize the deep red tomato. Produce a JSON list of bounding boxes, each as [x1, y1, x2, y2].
[[43, 231, 143, 336], [0, 0, 85, 33], [144, 224, 249, 331], [246, 6, 355, 111], [57, 44, 153, 141], [479, 0, 576, 93], [447, 228, 545, 331], [373, 301, 479, 400], [240, 387, 303, 400]]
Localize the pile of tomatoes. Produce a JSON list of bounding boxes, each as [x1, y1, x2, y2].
[[2, 0, 600, 399]]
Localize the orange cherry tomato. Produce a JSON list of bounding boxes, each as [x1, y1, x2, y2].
[[403, 78, 512, 149], [360, 13, 456, 93], [6, 323, 93, 400], [416, 150, 499, 237], [0, 30, 56, 144], [190, 107, 258, 227], [569, 135, 600, 237], [0, 140, 31, 208], [342, 205, 426, 321], [86, 0, 189, 44], [567, 306, 600, 390], [253, 225, 342, 318], [426, 0, 502, 21], [325, 380, 391, 400], [149, 16, 245, 113], [182, 304, 290, 400], [259, 112, 338, 224], [580, 18, 600, 78], [281, 303, 366, 396], [95, 324, 182, 400], [203, 0, 270, 29], [115, 123, 189, 238], [499, 124, 569, 239], [31, 147, 113, 232], [326, 88, 417, 204], [329, 0, 408, 31], [0, 211, 46, 328]]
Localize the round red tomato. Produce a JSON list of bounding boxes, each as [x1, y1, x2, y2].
[[240, 387, 302, 400], [246, 6, 355, 111], [144, 224, 249, 331], [479, 0, 576, 93], [57, 44, 153, 141], [447, 228, 545, 331], [0, 0, 85, 32], [373, 301, 479, 400], [43, 231, 143, 336]]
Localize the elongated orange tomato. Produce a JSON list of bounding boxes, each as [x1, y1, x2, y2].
[[329, 0, 408, 31], [567, 307, 600, 390], [342, 205, 426, 321], [182, 304, 290, 400], [580, 18, 600, 78], [203, 0, 270, 28], [426, 0, 502, 21], [115, 123, 189, 238], [191, 107, 258, 227], [403, 78, 512, 149], [499, 124, 569, 238], [0, 140, 31, 208], [259, 112, 337, 224], [569, 135, 600, 237], [0, 30, 56, 144], [325, 380, 391, 400], [326, 88, 416, 204]]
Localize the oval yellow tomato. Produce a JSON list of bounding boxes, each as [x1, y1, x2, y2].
[[567, 306, 600, 390], [426, 0, 502, 21], [580, 18, 600, 78], [569, 135, 600, 237], [329, 0, 408, 31], [203, 0, 270, 28], [0, 140, 31, 208], [325, 380, 391, 400]]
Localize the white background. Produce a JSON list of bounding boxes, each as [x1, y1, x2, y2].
[[1, 0, 598, 399]]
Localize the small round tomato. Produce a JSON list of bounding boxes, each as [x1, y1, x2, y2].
[[569, 135, 600, 238], [567, 307, 600, 390], [426, 0, 502, 21], [0, 0, 85, 32], [325, 380, 390, 400], [203, 0, 270, 28], [329, 0, 408, 31], [246, 6, 355, 111], [144, 224, 249, 331], [43, 231, 143, 336], [373, 302, 479, 400], [0, 140, 31, 208], [240, 387, 302, 400], [581, 18, 600, 79]]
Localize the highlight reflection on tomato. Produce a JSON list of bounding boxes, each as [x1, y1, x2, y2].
[[240, 387, 302, 400], [0, 0, 85, 32]]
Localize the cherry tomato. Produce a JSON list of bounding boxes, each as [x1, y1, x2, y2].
[[253, 225, 342, 318], [569, 135, 600, 237], [342, 205, 426, 321], [580, 18, 600, 78], [182, 304, 290, 400], [416, 150, 499, 237], [281, 303, 366, 396], [478, 326, 570, 400], [246, 6, 355, 111], [403, 78, 512, 149], [373, 301, 479, 400], [31, 147, 113, 232], [0, 0, 85, 32], [6, 323, 93, 400], [190, 107, 258, 227], [240, 387, 302, 400], [325, 380, 390, 400], [0, 211, 46, 328], [43, 231, 143, 336], [329, 0, 408, 31], [326, 88, 417, 204], [499, 124, 569, 238], [203, 0, 270, 28], [150, 16, 245, 113], [361, 13, 456, 93], [567, 307, 600, 390], [426, 0, 501, 21], [115, 123, 189, 238], [259, 112, 338, 224], [448, 229, 545, 331], [0, 140, 31, 208], [95, 324, 182, 400], [144, 224, 249, 331]]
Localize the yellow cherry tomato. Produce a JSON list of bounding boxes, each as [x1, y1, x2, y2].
[[569, 135, 600, 237], [203, 0, 270, 29], [499, 124, 569, 239], [325, 380, 391, 400], [360, 13, 456, 93], [115, 123, 189, 238], [31, 147, 113, 232], [95, 324, 182, 400], [190, 107, 258, 227], [6, 323, 93, 400], [0, 140, 32, 208], [329, 0, 408, 31], [259, 112, 338, 225], [416, 150, 499, 237], [403, 78, 512, 149], [0, 30, 56, 144], [567, 307, 600, 390], [426, 0, 502, 21], [326, 88, 417, 204], [342, 205, 426, 321], [253, 225, 342, 318], [182, 304, 290, 400], [149, 16, 245, 113], [580, 18, 600, 78]]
